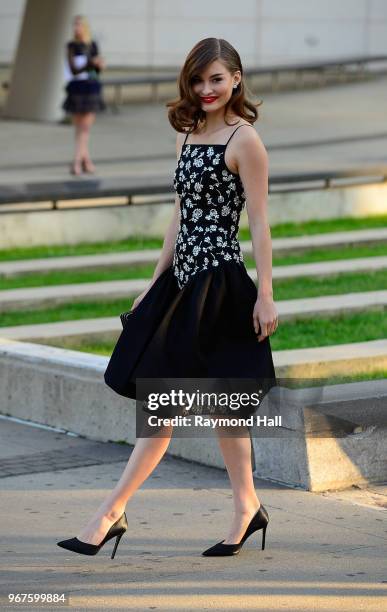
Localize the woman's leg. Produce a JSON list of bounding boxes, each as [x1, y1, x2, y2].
[[80, 112, 96, 170], [71, 112, 95, 171], [76, 424, 174, 545], [215, 425, 261, 544], [71, 114, 83, 173]]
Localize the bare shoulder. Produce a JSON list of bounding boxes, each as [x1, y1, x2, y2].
[[226, 122, 267, 174], [234, 122, 266, 153]]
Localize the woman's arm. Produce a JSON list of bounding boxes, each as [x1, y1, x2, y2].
[[130, 133, 183, 310], [234, 127, 278, 341], [89, 41, 105, 72]]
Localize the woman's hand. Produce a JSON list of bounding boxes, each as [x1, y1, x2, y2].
[[253, 295, 278, 342], [91, 56, 105, 70], [131, 289, 149, 312], [131, 281, 155, 312]]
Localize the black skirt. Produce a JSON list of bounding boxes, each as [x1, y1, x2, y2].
[[63, 79, 106, 114], [104, 261, 277, 417]]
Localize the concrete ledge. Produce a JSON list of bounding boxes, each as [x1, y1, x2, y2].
[[0, 337, 386, 492], [253, 379, 387, 491], [1, 329, 386, 380], [1, 181, 387, 249]]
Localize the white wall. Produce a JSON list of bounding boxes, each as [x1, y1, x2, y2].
[[0, 0, 25, 64], [1, 0, 386, 68]]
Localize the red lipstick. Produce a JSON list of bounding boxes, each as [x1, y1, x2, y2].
[[201, 96, 218, 104]]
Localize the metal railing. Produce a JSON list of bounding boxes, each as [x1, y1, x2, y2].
[[101, 54, 387, 107]]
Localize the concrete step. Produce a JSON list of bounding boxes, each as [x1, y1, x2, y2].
[[278, 290, 387, 320], [1, 227, 387, 277], [0, 317, 120, 340], [0, 278, 150, 312], [269, 255, 387, 280], [0, 266, 387, 318], [269, 227, 387, 252], [1, 290, 386, 340], [0, 249, 161, 277], [274, 338, 387, 378], [1, 257, 387, 312]]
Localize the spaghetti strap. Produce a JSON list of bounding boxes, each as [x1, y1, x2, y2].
[[183, 130, 190, 145], [225, 123, 254, 147]]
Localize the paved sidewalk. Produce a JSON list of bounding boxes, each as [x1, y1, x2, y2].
[[1, 75, 387, 185], [0, 416, 386, 611]]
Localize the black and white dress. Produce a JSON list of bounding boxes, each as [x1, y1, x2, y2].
[[63, 40, 105, 114], [104, 123, 276, 414]]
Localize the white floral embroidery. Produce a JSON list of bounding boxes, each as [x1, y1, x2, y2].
[[172, 143, 246, 289], [191, 208, 203, 221]]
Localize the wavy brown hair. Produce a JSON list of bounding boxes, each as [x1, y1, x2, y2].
[[166, 37, 262, 134]]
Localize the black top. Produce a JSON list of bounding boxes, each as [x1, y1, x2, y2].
[[172, 124, 254, 289], [66, 40, 100, 76]]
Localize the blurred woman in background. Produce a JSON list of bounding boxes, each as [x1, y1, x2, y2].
[[63, 15, 105, 175]]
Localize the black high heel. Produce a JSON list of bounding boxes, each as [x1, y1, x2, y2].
[[201, 504, 269, 556], [57, 512, 128, 559]]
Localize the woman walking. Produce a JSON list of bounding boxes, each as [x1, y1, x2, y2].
[[63, 15, 105, 175], [57, 37, 277, 558]]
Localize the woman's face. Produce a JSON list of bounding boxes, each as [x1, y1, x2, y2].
[[73, 18, 85, 40], [191, 60, 240, 112]]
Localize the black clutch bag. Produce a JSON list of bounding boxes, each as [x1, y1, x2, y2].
[[119, 309, 135, 328]]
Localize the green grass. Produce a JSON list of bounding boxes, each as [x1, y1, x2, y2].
[[1, 269, 386, 327], [0, 214, 386, 262], [0, 263, 156, 290], [28, 334, 387, 386], [239, 214, 387, 241], [41, 336, 119, 357], [0, 236, 164, 262], [272, 269, 387, 301], [269, 310, 387, 351], [245, 242, 387, 269], [2, 268, 387, 303], [3, 307, 386, 353], [2, 243, 387, 290], [0, 298, 136, 327], [306, 370, 387, 386]]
